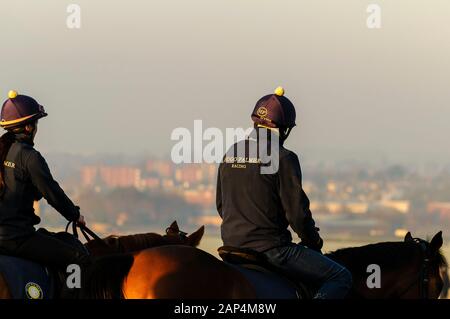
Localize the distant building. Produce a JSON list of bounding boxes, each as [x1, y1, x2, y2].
[[325, 202, 343, 214], [81, 166, 98, 187], [175, 164, 204, 185], [327, 182, 337, 193], [310, 201, 343, 214], [183, 189, 215, 208], [100, 166, 141, 188], [81, 165, 142, 189], [346, 202, 369, 214], [379, 200, 410, 214], [161, 178, 175, 189], [146, 160, 174, 178], [203, 164, 218, 184], [140, 177, 160, 189]]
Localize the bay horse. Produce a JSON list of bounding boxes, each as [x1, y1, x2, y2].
[[0, 221, 204, 299], [84, 221, 205, 256], [96, 231, 445, 299]]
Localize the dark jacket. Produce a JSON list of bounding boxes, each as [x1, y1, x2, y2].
[[0, 135, 80, 240], [216, 128, 320, 252]]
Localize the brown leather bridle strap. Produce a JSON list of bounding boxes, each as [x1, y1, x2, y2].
[[165, 226, 188, 239], [397, 238, 430, 299]]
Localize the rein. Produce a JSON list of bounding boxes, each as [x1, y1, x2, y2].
[[397, 238, 430, 299], [65, 221, 109, 248]]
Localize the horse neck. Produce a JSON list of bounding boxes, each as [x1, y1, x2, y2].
[[116, 233, 168, 253], [85, 233, 167, 256], [326, 242, 423, 297], [326, 241, 420, 266]]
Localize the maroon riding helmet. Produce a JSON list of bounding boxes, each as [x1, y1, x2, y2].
[[251, 87, 296, 129], [1, 90, 47, 130]]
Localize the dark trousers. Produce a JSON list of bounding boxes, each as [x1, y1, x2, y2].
[[263, 243, 352, 299], [0, 228, 91, 269]]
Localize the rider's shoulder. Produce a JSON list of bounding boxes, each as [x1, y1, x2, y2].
[[13, 141, 36, 153], [279, 146, 302, 162], [10, 140, 34, 156], [15, 143, 43, 162]]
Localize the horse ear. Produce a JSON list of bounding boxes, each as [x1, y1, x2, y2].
[[430, 231, 443, 251], [188, 225, 205, 247], [170, 221, 179, 231], [404, 232, 413, 242]]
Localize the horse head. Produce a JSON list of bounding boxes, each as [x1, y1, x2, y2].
[[327, 231, 447, 299], [164, 220, 205, 247], [403, 231, 446, 298]]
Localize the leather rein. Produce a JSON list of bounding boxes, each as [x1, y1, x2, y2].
[[65, 221, 105, 244]]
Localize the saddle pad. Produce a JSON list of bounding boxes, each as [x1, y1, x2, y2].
[[0, 255, 53, 299]]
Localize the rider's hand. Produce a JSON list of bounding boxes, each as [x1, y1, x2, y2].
[[77, 214, 86, 227], [312, 227, 323, 251], [314, 237, 324, 253], [301, 236, 323, 253]]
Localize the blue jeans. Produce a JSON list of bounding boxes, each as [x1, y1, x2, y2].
[[263, 243, 352, 299]]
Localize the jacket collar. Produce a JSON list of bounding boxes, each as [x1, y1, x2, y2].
[[14, 133, 35, 146], [248, 127, 283, 145]]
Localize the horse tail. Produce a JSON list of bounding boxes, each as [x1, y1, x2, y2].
[[81, 254, 134, 299]]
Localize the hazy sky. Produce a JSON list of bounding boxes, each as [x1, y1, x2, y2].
[[1, 0, 449, 165]]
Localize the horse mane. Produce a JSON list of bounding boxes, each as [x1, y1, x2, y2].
[[79, 253, 135, 299], [85, 233, 171, 256], [84, 223, 204, 257], [436, 250, 448, 268], [114, 233, 168, 253], [326, 241, 447, 272]]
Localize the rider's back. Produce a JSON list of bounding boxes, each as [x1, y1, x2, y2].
[[217, 130, 314, 252], [0, 140, 42, 240]]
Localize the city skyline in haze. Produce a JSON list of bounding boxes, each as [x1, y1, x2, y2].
[[1, 0, 449, 165]]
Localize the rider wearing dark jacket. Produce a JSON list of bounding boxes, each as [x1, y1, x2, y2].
[[217, 87, 352, 299], [0, 90, 90, 269], [217, 136, 320, 252]]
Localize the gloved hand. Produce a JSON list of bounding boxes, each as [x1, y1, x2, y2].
[[74, 205, 86, 227], [77, 214, 86, 227], [304, 237, 323, 252], [314, 237, 324, 254], [301, 228, 323, 253]]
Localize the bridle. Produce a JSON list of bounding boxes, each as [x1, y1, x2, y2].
[[165, 226, 188, 240], [397, 238, 431, 299]]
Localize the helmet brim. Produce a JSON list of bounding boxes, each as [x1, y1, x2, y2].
[[0, 111, 47, 129]]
